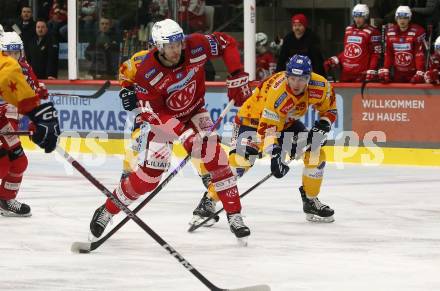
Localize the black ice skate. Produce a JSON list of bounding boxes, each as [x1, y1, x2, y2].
[[0, 199, 31, 217], [227, 213, 250, 246], [189, 192, 219, 227], [299, 186, 334, 223], [90, 204, 113, 239]]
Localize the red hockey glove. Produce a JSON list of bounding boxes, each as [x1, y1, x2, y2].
[[226, 71, 251, 107], [424, 69, 439, 84], [365, 70, 378, 82], [36, 83, 49, 100], [323, 56, 339, 73], [378, 68, 390, 83], [410, 71, 425, 83]]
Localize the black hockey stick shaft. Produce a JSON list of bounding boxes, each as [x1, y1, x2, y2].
[[49, 80, 111, 99], [188, 172, 274, 232], [0, 131, 31, 136], [88, 100, 235, 251], [57, 146, 225, 291], [189, 144, 311, 232]]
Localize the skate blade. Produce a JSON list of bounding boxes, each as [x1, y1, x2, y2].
[[189, 215, 218, 228], [306, 213, 334, 223], [236, 236, 249, 247], [0, 209, 32, 217]]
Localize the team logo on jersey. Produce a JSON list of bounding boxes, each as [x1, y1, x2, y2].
[[150, 72, 164, 86], [309, 80, 325, 87], [347, 35, 362, 44], [371, 35, 381, 42], [274, 93, 287, 108], [294, 102, 307, 113], [344, 43, 362, 58], [272, 76, 284, 89], [166, 80, 196, 111], [176, 72, 183, 79], [395, 52, 413, 66], [393, 43, 411, 51]]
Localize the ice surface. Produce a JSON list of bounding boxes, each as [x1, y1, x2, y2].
[[1, 151, 439, 291]]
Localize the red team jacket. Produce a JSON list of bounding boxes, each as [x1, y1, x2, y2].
[[337, 24, 381, 82], [119, 32, 243, 123], [384, 23, 425, 82]]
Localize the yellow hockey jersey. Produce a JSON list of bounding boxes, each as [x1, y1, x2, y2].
[[237, 72, 337, 147], [0, 53, 38, 114], [119, 50, 149, 88]]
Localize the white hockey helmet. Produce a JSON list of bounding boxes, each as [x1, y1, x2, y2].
[[256, 32, 268, 46], [0, 31, 24, 52], [352, 4, 369, 18], [151, 19, 184, 49], [435, 36, 440, 51], [395, 6, 412, 19]]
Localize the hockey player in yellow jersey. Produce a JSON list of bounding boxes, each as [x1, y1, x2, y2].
[[190, 54, 337, 226], [0, 26, 60, 216]]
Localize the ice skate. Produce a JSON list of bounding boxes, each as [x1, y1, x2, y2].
[[227, 213, 250, 246], [189, 192, 219, 227], [299, 186, 334, 223], [0, 199, 31, 217], [89, 204, 113, 239]]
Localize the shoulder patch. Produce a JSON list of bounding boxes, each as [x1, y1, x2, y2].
[[191, 46, 204, 55], [204, 35, 218, 56], [274, 92, 288, 108], [309, 80, 325, 87]]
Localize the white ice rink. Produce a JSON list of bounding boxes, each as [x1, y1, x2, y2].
[[1, 151, 439, 291]]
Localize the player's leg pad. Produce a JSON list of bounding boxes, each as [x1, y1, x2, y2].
[[299, 186, 334, 223], [0, 199, 31, 217]]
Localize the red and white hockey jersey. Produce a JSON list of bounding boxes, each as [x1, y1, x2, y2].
[[256, 51, 276, 80], [337, 24, 381, 82], [383, 23, 425, 82], [119, 32, 243, 122]]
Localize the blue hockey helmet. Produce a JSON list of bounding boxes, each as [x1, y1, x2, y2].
[[285, 55, 312, 77]]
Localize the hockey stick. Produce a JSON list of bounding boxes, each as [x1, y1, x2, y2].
[[424, 24, 433, 71], [60, 147, 269, 291], [188, 144, 310, 232], [72, 100, 236, 253], [0, 130, 31, 136], [49, 80, 111, 99]]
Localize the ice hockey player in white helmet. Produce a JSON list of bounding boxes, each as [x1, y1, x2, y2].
[[90, 18, 252, 244], [255, 32, 276, 80], [378, 5, 426, 83], [424, 36, 440, 84], [0, 27, 60, 217], [323, 4, 381, 82]]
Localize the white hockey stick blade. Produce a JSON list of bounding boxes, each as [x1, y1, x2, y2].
[[71, 241, 92, 253], [227, 284, 271, 291]]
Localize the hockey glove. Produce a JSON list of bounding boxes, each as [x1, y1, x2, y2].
[[323, 56, 339, 73], [36, 83, 49, 99], [226, 71, 252, 107], [270, 145, 290, 179], [410, 71, 425, 83], [307, 120, 331, 150], [365, 70, 378, 82], [424, 69, 439, 84], [378, 68, 390, 83], [27, 102, 60, 153], [119, 87, 137, 111]]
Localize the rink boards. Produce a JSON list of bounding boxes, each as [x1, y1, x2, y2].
[[19, 81, 440, 167]]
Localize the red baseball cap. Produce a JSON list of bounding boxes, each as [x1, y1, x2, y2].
[[291, 14, 308, 28]]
